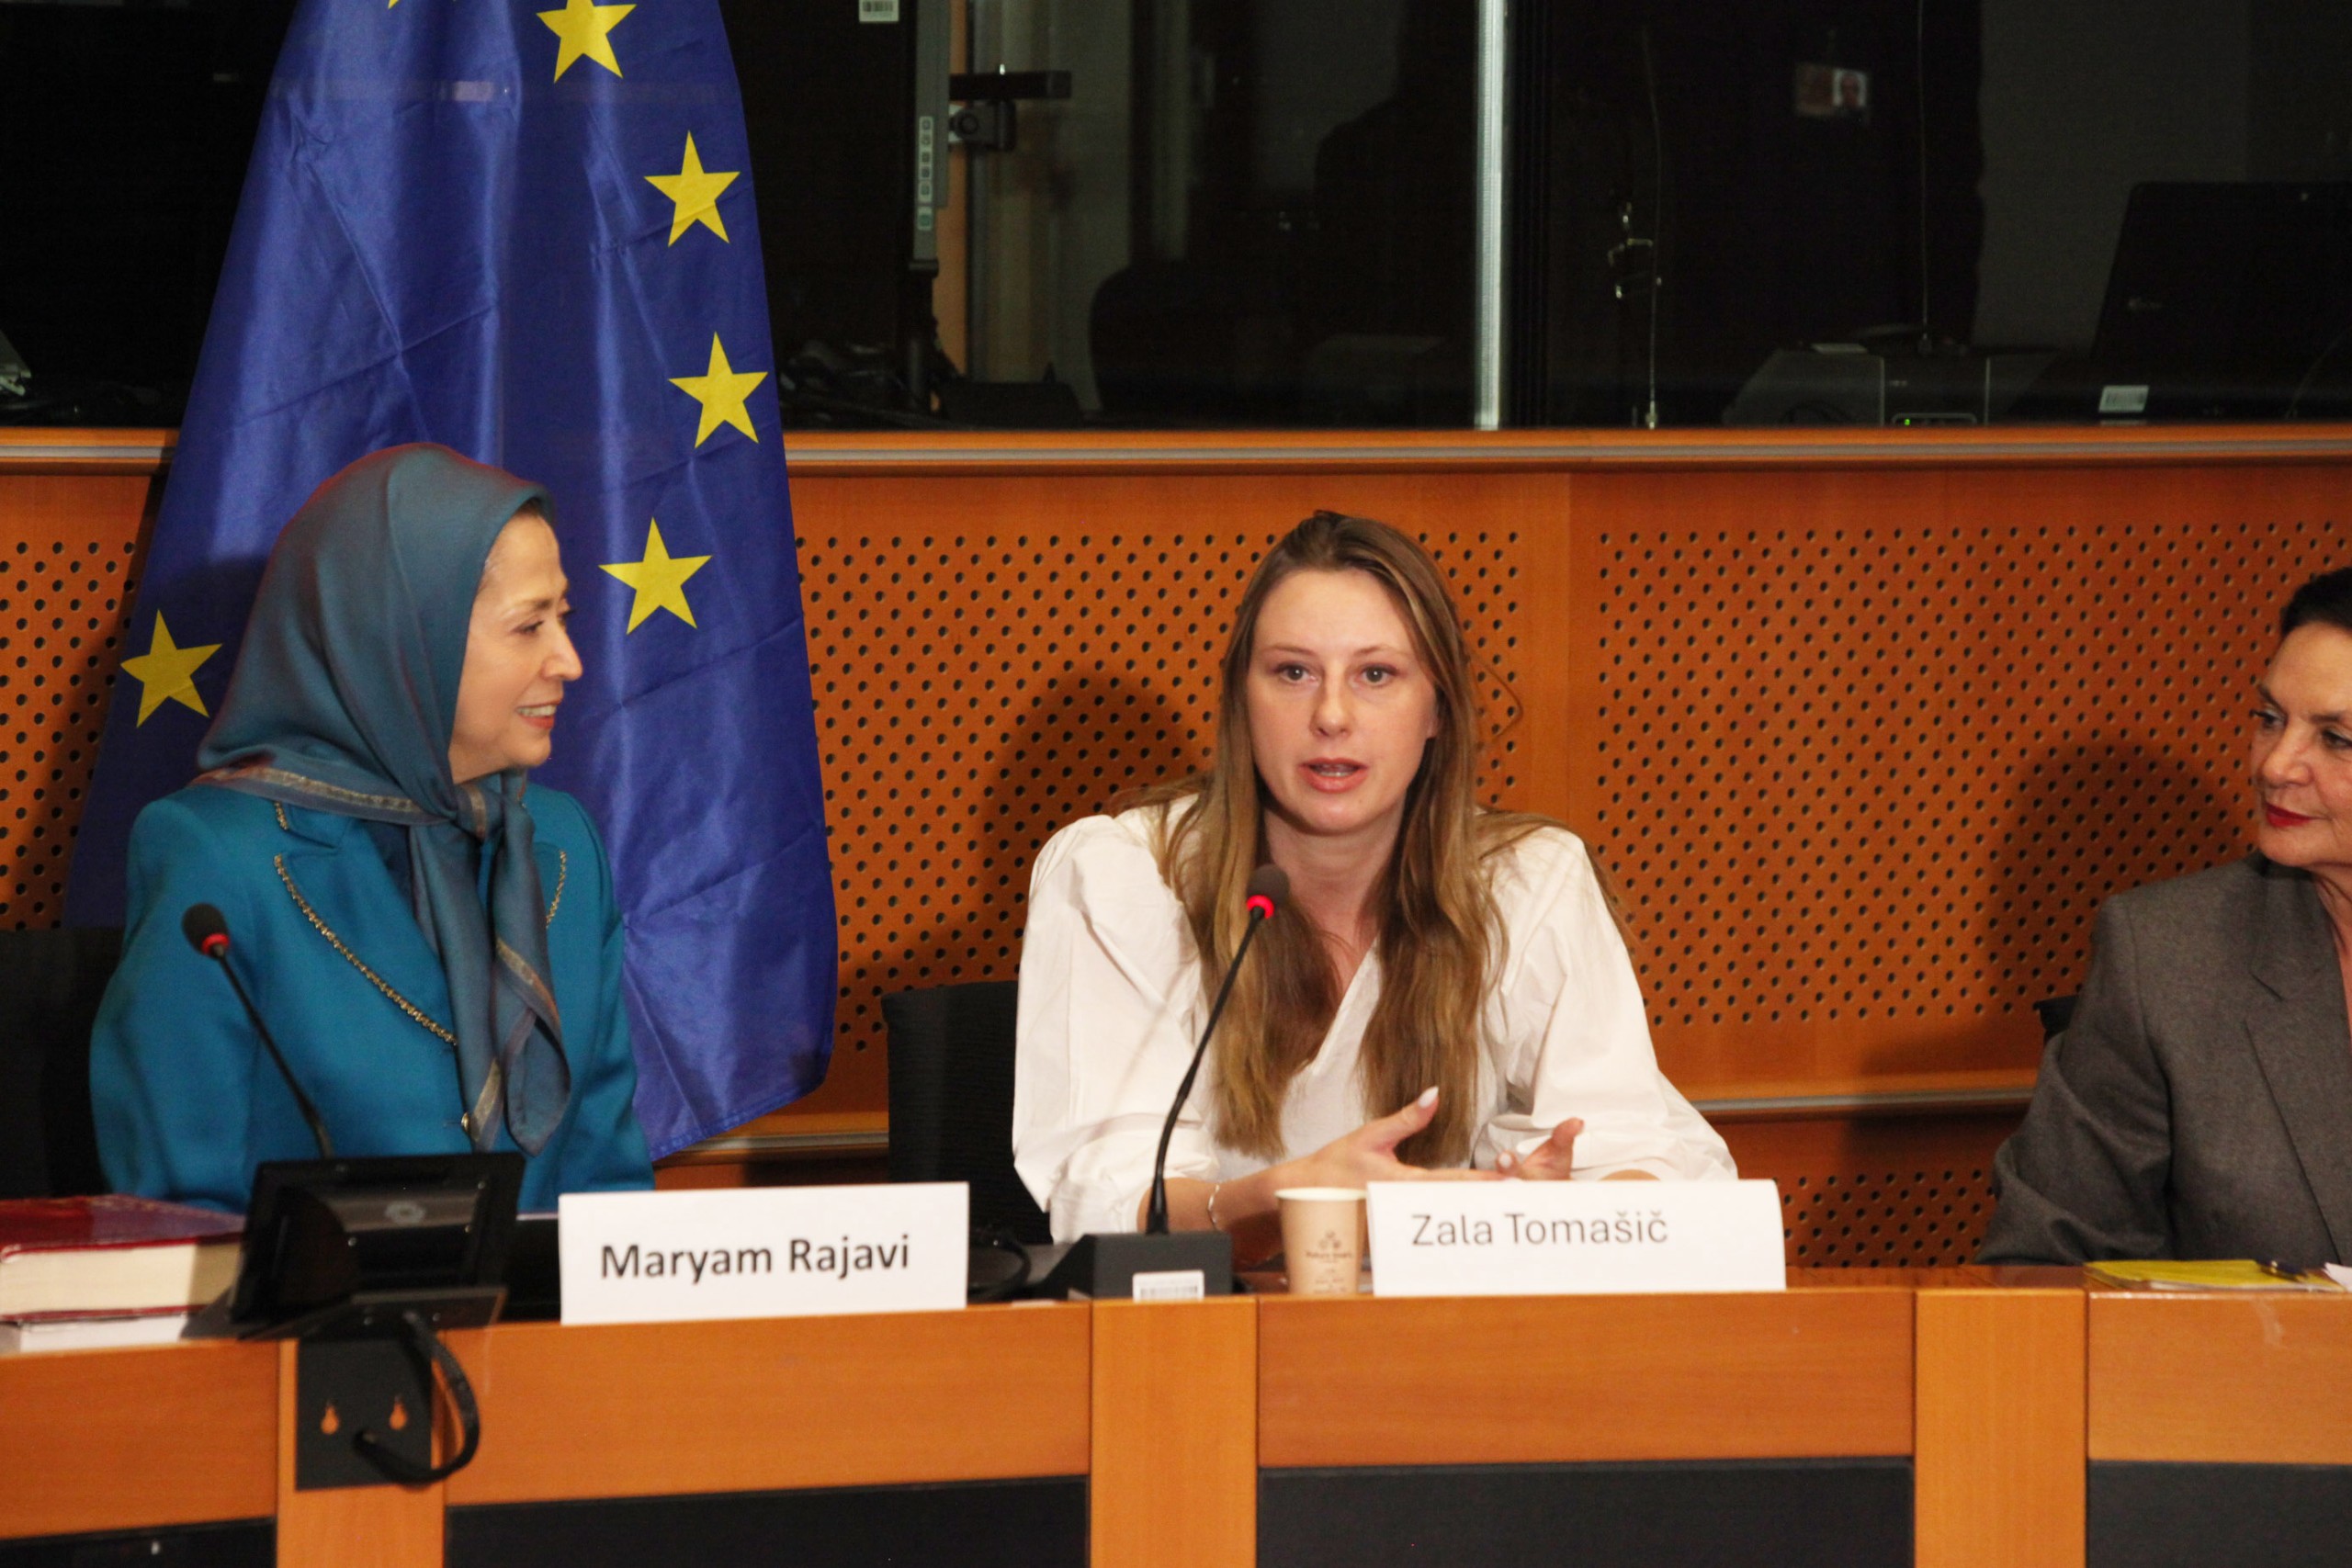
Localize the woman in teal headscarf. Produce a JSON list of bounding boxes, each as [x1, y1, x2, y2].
[[92, 445, 653, 1211]]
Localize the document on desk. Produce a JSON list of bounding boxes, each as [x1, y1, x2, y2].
[[560, 1184, 968, 1325], [1366, 1179, 1785, 1296]]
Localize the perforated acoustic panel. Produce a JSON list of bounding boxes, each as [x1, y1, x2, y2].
[[14, 447, 2352, 1269], [1720, 1111, 2021, 1266], [1570, 468, 2351, 1090], [799, 516, 1527, 1109], [1, 475, 150, 930]]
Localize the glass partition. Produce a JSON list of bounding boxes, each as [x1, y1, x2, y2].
[[1520, 0, 2352, 428], [958, 0, 1485, 427], [5, 0, 2349, 432]]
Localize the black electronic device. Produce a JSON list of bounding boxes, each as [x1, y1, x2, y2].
[[721, 0, 952, 420], [1724, 344, 2056, 427], [1029, 1231, 1236, 1301], [182, 899, 523, 1342], [228, 1154, 524, 1340], [946, 68, 1071, 154], [210, 1154, 524, 1487], [2084, 181, 2352, 421]]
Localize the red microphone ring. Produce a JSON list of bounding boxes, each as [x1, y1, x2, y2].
[[1246, 895, 1275, 919], [202, 935, 231, 958]]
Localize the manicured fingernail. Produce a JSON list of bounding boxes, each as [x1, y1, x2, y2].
[[1417, 1086, 1440, 1109]]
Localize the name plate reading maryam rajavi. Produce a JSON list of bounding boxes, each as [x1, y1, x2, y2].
[[1366, 1179, 1786, 1296], [559, 1184, 968, 1325]]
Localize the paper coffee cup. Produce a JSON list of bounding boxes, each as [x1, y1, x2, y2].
[[1276, 1187, 1366, 1296]]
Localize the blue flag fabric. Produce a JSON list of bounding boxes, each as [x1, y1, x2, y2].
[[66, 0, 837, 1156]]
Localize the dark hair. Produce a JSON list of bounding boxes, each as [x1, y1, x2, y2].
[[2279, 567, 2352, 638]]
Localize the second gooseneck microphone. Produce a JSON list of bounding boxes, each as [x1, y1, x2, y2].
[[1144, 863, 1288, 1235], [182, 902, 336, 1159]]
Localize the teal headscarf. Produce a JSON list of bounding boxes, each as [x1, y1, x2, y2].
[[197, 444, 571, 1155]]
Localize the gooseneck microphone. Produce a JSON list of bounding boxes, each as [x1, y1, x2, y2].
[[183, 903, 336, 1159], [1145, 863, 1288, 1235]]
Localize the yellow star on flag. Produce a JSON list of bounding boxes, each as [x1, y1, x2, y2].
[[601, 520, 712, 631], [669, 334, 768, 446], [120, 614, 221, 725], [538, 0, 633, 81], [646, 134, 740, 244]]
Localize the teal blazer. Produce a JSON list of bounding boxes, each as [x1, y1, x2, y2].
[[91, 783, 654, 1212]]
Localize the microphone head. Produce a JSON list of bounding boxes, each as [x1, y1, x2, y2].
[[181, 902, 231, 959], [1244, 863, 1288, 919]]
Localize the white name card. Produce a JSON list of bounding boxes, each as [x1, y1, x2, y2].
[[559, 1183, 968, 1325], [1366, 1179, 1785, 1297]]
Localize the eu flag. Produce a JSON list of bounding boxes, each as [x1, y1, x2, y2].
[[66, 0, 837, 1156]]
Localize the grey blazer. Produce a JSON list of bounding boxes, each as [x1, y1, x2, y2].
[[1981, 854, 2352, 1268]]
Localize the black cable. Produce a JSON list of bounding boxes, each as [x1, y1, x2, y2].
[[1915, 0, 1931, 348], [351, 1309, 483, 1483], [967, 1224, 1034, 1303], [1637, 21, 1665, 428], [2284, 320, 2352, 418]]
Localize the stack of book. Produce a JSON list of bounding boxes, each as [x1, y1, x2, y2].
[[0, 1196, 243, 1353]]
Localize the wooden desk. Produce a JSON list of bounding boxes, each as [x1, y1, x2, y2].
[[1252, 1277, 1915, 1568], [10, 1274, 2351, 1568], [2085, 1290, 2352, 1568], [0, 1337, 275, 1540], [0, 1306, 1091, 1568]]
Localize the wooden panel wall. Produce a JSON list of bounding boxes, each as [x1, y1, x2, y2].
[[10, 427, 2348, 1265], [789, 467, 1569, 1115], [779, 434, 2351, 1120], [0, 463, 155, 928], [1567, 462, 2346, 1094], [1721, 1111, 2020, 1267]]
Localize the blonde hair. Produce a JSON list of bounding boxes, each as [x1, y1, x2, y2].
[[1133, 513, 1544, 1167]]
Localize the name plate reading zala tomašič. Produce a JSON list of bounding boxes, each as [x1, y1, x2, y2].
[[559, 1183, 969, 1325], [1366, 1179, 1785, 1296]]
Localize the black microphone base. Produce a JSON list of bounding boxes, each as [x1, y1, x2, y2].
[[1031, 1230, 1235, 1299]]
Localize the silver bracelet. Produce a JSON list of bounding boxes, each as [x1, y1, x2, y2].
[[1205, 1180, 1226, 1233]]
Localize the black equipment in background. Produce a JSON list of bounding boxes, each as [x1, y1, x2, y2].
[[720, 0, 951, 422], [2082, 182, 2352, 421], [1724, 340, 2055, 426], [947, 68, 1071, 154], [0, 0, 292, 427]]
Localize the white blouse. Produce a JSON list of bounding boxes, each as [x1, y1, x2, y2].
[[1012, 807, 1736, 1241]]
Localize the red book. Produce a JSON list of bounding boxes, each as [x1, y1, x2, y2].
[[0, 1196, 243, 1320]]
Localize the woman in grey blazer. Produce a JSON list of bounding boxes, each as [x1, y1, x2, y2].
[[1983, 566, 2352, 1268]]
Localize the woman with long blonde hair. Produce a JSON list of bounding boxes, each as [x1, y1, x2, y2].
[[1012, 513, 1730, 1258]]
